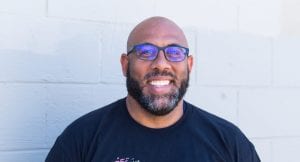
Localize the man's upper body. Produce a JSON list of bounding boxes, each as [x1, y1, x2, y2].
[[46, 98, 259, 162], [46, 16, 260, 162]]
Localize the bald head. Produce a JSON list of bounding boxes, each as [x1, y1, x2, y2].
[[127, 17, 188, 52]]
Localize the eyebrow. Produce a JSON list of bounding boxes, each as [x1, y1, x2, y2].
[[167, 43, 185, 47], [141, 42, 186, 48], [128, 42, 187, 53]]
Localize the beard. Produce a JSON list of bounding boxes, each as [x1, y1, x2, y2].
[[126, 67, 189, 116]]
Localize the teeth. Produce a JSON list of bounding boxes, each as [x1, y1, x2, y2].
[[150, 80, 170, 86]]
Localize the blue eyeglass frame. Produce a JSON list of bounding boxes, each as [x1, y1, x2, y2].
[[127, 43, 189, 62]]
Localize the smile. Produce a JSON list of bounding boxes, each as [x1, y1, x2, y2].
[[149, 80, 170, 86]]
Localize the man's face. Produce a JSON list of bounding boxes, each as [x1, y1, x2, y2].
[[121, 18, 193, 116]]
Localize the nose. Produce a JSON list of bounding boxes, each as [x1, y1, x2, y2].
[[150, 50, 171, 70]]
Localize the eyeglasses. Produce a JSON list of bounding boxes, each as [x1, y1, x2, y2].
[[127, 43, 189, 62]]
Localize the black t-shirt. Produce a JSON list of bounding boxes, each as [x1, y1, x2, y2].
[[46, 98, 260, 162]]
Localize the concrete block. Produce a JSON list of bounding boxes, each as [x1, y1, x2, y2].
[[99, 23, 133, 84], [238, 0, 281, 37], [0, 150, 48, 162], [156, 0, 238, 31], [182, 28, 197, 86], [281, 0, 300, 36], [250, 139, 272, 162], [197, 31, 272, 86], [48, 0, 156, 23], [185, 86, 238, 124], [0, 0, 46, 15], [273, 137, 300, 162], [239, 88, 300, 137], [273, 37, 300, 86], [0, 84, 46, 150], [0, 15, 101, 83], [45, 84, 127, 147]]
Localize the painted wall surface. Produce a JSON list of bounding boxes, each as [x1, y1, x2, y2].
[[0, 0, 300, 161]]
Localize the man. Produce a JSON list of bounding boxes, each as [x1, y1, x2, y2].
[[46, 16, 260, 162]]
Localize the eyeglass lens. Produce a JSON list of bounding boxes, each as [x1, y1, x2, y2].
[[135, 44, 187, 62]]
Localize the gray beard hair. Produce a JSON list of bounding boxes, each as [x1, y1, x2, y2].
[[126, 68, 189, 116], [139, 89, 180, 116]]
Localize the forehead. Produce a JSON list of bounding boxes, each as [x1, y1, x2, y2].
[[128, 18, 188, 48]]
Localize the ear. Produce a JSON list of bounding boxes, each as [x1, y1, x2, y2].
[[120, 53, 129, 77], [187, 55, 193, 73]]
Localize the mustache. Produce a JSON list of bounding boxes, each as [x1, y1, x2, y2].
[[144, 70, 177, 80]]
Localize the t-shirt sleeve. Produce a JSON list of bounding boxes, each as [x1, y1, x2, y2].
[[239, 142, 261, 162], [234, 129, 261, 162], [45, 135, 80, 162], [45, 136, 67, 162]]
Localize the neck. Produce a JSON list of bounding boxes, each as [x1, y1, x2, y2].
[[126, 95, 184, 129]]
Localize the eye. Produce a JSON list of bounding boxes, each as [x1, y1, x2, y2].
[[136, 45, 157, 60], [139, 49, 154, 56], [166, 47, 183, 56], [165, 46, 187, 62]]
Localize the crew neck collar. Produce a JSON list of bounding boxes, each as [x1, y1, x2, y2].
[[122, 98, 190, 132]]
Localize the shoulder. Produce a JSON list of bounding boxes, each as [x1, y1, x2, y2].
[[184, 101, 251, 147], [46, 98, 127, 161], [185, 101, 260, 161], [55, 98, 126, 146], [185, 101, 241, 132], [185, 101, 238, 131], [62, 98, 126, 137]]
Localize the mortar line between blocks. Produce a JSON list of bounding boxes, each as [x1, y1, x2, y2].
[[270, 38, 275, 86], [236, 90, 240, 126], [0, 81, 125, 86], [236, 2, 240, 32], [0, 148, 50, 153], [45, 0, 49, 17]]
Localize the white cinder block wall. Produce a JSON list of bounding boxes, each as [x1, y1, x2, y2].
[[0, 0, 299, 161]]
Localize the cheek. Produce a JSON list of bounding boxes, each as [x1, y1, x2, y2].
[[175, 65, 190, 78], [128, 61, 149, 80]]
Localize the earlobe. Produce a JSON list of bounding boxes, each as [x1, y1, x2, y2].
[[187, 55, 193, 73], [120, 54, 129, 77]]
